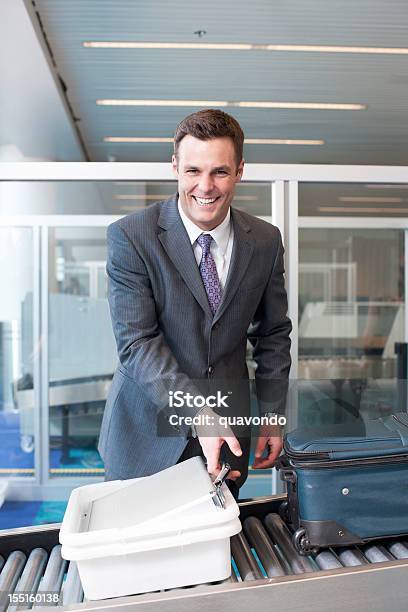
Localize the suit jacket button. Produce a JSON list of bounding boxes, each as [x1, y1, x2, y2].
[[208, 365, 214, 376]]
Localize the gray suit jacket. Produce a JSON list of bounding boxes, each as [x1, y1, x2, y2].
[[98, 195, 291, 483]]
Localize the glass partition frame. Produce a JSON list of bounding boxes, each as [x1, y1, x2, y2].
[[2, 162, 408, 500]]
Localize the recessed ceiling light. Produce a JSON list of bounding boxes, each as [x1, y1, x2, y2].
[[105, 136, 324, 145], [84, 41, 408, 55], [338, 196, 403, 203], [319, 206, 408, 213], [97, 99, 365, 111]]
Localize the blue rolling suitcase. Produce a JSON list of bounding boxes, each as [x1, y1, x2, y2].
[[277, 413, 408, 554]]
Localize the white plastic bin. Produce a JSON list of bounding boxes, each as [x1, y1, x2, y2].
[[60, 457, 241, 600]]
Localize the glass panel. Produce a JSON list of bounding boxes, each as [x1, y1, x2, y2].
[[0, 182, 271, 216], [299, 183, 408, 217], [48, 227, 116, 478], [299, 228, 405, 380], [0, 228, 35, 478]]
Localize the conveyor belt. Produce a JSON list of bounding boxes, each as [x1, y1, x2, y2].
[[1, 496, 408, 611]]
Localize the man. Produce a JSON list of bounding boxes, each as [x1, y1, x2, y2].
[[98, 109, 291, 490]]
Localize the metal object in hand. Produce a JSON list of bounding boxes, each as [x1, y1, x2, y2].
[[211, 463, 231, 509]]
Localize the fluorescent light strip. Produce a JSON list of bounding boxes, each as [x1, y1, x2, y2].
[[114, 194, 257, 201], [365, 184, 408, 189], [245, 138, 324, 145], [319, 206, 408, 213], [97, 99, 228, 107], [97, 99, 365, 111], [115, 194, 173, 200], [105, 136, 324, 145], [105, 137, 173, 143], [84, 42, 253, 50], [84, 41, 408, 55], [338, 196, 403, 203], [237, 101, 365, 110]]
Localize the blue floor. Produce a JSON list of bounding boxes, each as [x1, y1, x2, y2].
[[0, 501, 67, 531], [0, 410, 104, 472]]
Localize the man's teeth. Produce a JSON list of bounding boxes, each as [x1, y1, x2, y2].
[[194, 197, 217, 206]]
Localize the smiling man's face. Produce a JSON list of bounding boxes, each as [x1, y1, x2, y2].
[[172, 135, 244, 231]]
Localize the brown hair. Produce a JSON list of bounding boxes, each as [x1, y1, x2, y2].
[[174, 109, 244, 168]]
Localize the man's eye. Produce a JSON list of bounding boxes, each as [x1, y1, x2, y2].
[[186, 169, 198, 174], [216, 170, 228, 175]]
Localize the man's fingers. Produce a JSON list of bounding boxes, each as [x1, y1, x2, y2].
[[254, 436, 268, 458], [226, 470, 241, 481], [252, 436, 283, 470], [205, 452, 221, 476], [223, 435, 242, 457]]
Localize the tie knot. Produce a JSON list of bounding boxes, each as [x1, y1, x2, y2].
[[197, 233, 213, 254]]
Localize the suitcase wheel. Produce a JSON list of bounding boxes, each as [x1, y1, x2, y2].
[[293, 528, 319, 556], [278, 501, 290, 523]]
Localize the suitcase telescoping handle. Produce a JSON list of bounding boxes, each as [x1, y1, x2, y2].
[[275, 455, 300, 529], [276, 455, 297, 484]]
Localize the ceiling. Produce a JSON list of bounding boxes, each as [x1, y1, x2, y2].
[[25, 0, 408, 165], [0, 0, 84, 162]]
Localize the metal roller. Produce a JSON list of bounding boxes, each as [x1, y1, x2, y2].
[[361, 544, 393, 563], [336, 547, 368, 566], [229, 566, 238, 582], [386, 541, 408, 559], [1, 499, 408, 612], [62, 561, 83, 606], [0, 550, 27, 595], [36, 545, 67, 596], [230, 532, 263, 581], [313, 550, 343, 570], [243, 516, 286, 577], [9, 548, 48, 612], [264, 514, 314, 574]]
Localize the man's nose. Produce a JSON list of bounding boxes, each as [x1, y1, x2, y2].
[[198, 173, 214, 194]]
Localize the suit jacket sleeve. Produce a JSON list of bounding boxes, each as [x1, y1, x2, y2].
[[107, 221, 202, 428], [247, 227, 292, 414]]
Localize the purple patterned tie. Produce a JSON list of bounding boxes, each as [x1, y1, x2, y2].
[[197, 233, 221, 315]]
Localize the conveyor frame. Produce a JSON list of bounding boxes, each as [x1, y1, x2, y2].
[[1, 495, 408, 612]]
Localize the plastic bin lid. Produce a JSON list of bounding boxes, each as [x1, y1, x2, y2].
[[60, 457, 241, 558], [87, 457, 226, 532]]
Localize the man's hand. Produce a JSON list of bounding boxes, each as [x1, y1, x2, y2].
[[195, 407, 242, 480], [252, 424, 283, 470]]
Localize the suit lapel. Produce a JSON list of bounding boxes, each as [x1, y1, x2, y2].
[[212, 208, 254, 324], [157, 197, 255, 321], [157, 196, 213, 317]]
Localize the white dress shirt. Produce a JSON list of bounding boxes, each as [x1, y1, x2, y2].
[[178, 199, 234, 290]]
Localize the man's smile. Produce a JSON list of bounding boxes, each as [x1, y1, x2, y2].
[[191, 195, 220, 207]]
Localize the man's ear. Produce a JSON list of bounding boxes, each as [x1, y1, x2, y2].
[[171, 154, 179, 178], [236, 159, 245, 182]]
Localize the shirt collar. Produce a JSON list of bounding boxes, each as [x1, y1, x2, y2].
[[177, 197, 231, 253]]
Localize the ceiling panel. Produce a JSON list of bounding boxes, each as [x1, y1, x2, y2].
[[29, 0, 408, 164]]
